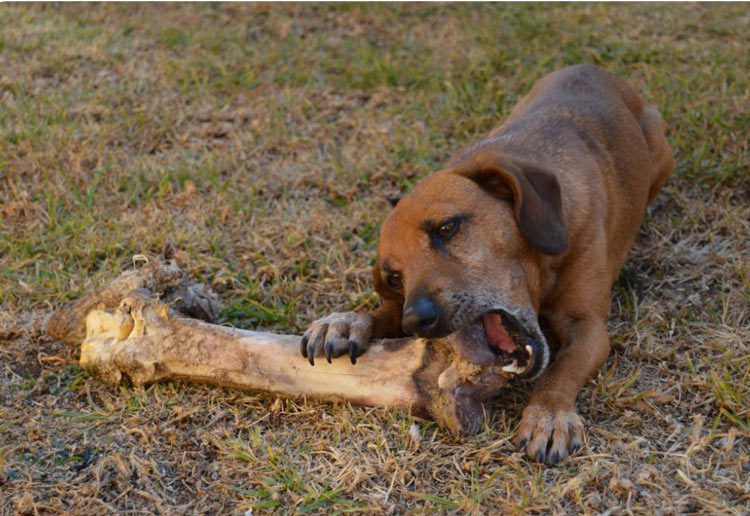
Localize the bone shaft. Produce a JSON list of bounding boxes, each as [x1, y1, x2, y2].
[[111, 313, 435, 415]]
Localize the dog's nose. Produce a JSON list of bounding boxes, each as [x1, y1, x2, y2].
[[402, 296, 441, 337]]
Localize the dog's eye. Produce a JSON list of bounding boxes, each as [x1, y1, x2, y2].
[[436, 219, 460, 240], [386, 272, 402, 290]]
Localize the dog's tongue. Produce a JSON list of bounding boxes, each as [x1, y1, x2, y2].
[[483, 313, 517, 353]]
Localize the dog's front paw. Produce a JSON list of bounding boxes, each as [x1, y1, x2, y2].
[[300, 312, 374, 366], [516, 403, 584, 465]]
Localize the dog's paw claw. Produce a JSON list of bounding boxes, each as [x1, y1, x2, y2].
[[516, 403, 584, 465], [301, 312, 374, 366], [325, 342, 333, 364]]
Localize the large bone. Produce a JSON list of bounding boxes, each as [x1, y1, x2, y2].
[[47, 259, 518, 435]]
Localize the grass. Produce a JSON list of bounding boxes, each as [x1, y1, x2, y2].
[[1, 3, 749, 515]]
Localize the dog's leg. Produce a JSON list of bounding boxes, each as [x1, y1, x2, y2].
[[516, 315, 610, 464]]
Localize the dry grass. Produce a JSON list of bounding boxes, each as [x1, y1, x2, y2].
[[1, 3, 749, 515]]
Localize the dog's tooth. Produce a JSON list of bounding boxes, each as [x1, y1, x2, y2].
[[501, 359, 525, 374]]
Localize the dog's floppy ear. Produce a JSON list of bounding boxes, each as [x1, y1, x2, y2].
[[451, 150, 569, 255]]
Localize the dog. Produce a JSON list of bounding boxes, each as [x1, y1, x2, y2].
[[300, 64, 674, 464]]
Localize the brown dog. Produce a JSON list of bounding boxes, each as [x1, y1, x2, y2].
[[301, 64, 673, 464]]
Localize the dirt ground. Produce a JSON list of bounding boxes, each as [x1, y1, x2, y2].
[[1, 4, 748, 515]]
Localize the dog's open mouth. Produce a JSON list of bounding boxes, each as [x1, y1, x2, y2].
[[451, 307, 549, 380], [482, 311, 533, 375], [478, 310, 540, 377]]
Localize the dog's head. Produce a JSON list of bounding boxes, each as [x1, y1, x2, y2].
[[375, 150, 568, 378]]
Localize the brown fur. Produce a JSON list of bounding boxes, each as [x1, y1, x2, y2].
[[303, 64, 674, 464]]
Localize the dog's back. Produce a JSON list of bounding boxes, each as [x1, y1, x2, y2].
[[461, 64, 673, 282], [503, 64, 673, 193]]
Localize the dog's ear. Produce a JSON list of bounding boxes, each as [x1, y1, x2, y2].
[[452, 150, 569, 255]]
